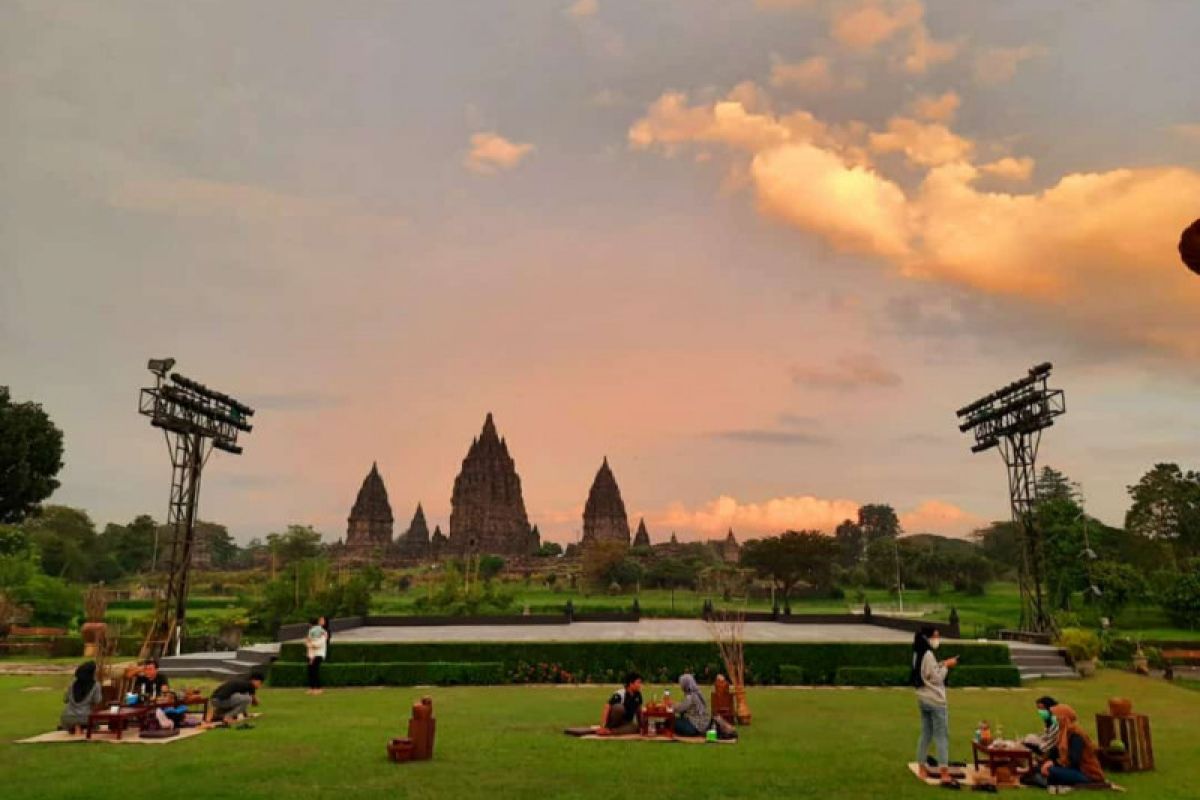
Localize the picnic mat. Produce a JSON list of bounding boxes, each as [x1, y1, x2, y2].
[[905, 763, 1120, 792], [564, 727, 736, 745], [17, 726, 208, 745]]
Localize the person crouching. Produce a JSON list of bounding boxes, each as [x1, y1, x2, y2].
[[598, 672, 643, 735]]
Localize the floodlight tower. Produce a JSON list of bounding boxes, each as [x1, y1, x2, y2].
[[138, 358, 254, 658], [956, 363, 1065, 634]]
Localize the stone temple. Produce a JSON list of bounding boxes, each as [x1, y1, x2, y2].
[[395, 504, 430, 560], [581, 457, 630, 548], [345, 462, 394, 555], [448, 413, 536, 556]]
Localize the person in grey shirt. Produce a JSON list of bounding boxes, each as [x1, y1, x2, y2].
[[60, 661, 102, 734], [672, 673, 712, 737], [210, 672, 264, 724], [911, 625, 958, 787]]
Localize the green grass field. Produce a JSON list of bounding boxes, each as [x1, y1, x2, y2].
[[1, 671, 1195, 799]]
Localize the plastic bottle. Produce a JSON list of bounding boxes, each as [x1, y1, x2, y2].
[[663, 690, 671, 710]]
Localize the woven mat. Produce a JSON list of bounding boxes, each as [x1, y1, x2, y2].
[[16, 726, 208, 745], [906, 763, 1120, 792], [564, 727, 735, 745]]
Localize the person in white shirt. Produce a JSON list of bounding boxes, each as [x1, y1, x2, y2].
[[911, 625, 958, 787], [305, 616, 329, 695]]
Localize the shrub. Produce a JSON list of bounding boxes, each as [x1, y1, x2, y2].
[[835, 665, 1020, 687], [778, 665, 805, 684], [1159, 565, 1200, 629], [268, 661, 504, 687], [278, 641, 1011, 686], [1056, 628, 1101, 661]]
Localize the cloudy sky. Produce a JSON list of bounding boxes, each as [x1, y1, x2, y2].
[[3, 1, 1199, 546]]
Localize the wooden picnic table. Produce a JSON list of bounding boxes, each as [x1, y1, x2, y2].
[[639, 706, 675, 738], [970, 740, 1033, 784], [86, 707, 149, 740]]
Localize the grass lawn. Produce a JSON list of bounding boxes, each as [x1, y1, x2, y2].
[[1, 670, 1196, 799]]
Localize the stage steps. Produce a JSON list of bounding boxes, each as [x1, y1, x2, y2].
[[159, 643, 280, 680], [1006, 643, 1078, 680]]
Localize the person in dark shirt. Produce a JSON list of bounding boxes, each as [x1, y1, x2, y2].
[[134, 660, 170, 700], [598, 672, 643, 735], [209, 672, 264, 724]]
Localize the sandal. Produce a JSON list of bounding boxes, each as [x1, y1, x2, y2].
[[940, 779, 962, 790]]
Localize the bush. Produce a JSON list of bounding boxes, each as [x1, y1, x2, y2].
[[1159, 565, 1200, 629], [268, 661, 504, 687], [835, 665, 1020, 687], [1056, 628, 1101, 661], [278, 641, 1011, 686], [778, 665, 805, 684]]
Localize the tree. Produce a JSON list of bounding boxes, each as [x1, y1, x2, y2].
[[858, 504, 901, 543], [24, 506, 100, 581], [971, 521, 1021, 573], [1036, 466, 1079, 504], [740, 530, 839, 601], [99, 515, 158, 575], [646, 557, 698, 591], [536, 541, 563, 557], [478, 555, 506, 581], [581, 540, 628, 590], [0, 387, 65, 523], [834, 519, 864, 569], [267, 525, 324, 568], [1158, 559, 1200, 629], [1125, 463, 1200, 562], [1088, 561, 1146, 622]]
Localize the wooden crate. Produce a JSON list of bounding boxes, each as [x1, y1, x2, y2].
[[1095, 713, 1154, 772]]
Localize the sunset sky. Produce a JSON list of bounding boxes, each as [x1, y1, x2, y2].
[[4, 1, 1199, 546]]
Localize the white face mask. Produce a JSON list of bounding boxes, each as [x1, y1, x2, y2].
[[930, 638, 941, 651]]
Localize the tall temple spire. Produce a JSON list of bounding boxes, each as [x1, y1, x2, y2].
[[633, 517, 651, 548], [345, 462, 394, 552], [448, 413, 533, 556], [582, 457, 630, 548]]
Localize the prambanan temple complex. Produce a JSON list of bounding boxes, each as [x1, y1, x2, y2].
[[331, 412, 739, 565]]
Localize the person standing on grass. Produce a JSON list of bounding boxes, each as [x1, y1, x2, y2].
[[209, 672, 264, 725], [60, 660, 101, 734], [598, 671, 644, 735], [911, 625, 959, 787], [673, 673, 712, 737], [306, 617, 329, 695]]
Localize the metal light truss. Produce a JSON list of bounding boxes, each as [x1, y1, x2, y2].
[[956, 363, 1065, 635], [138, 360, 254, 659]]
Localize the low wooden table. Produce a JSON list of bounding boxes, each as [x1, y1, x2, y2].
[[87, 707, 149, 740], [639, 707, 675, 738], [970, 741, 1033, 784]]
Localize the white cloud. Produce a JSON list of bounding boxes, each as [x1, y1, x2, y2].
[[978, 156, 1035, 182], [464, 132, 535, 174]]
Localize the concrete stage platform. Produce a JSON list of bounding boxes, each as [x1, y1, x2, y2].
[[320, 620, 914, 644]]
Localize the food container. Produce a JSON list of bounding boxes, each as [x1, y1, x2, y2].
[[1107, 698, 1133, 717]]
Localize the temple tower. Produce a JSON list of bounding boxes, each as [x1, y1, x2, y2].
[[581, 457, 630, 548], [346, 462, 394, 551], [448, 413, 535, 556], [396, 503, 431, 560], [632, 518, 651, 548]]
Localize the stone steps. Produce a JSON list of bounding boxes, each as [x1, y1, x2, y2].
[[1006, 643, 1078, 681], [159, 645, 279, 679]]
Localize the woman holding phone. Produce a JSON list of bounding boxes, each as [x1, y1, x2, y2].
[[911, 625, 959, 787]]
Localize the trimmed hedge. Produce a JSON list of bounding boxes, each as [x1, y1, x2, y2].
[[268, 661, 505, 687], [276, 641, 1011, 686], [778, 665, 805, 684], [835, 665, 1021, 687]]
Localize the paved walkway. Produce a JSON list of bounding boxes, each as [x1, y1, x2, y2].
[[325, 620, 913, 644]]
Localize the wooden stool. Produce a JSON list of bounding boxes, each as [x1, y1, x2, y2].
[[710, 675, 735, 725], [407, 696, 436, 761], [1095, 713, 1154, 772]]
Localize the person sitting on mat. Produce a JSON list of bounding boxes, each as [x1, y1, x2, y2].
[[598, 671, 643, 735], [209, 672, 264, 725], [134, 659, 170, 700], [673, 673, 712, 737], [60, 660, 102, 734], [1032, 704, 1105, 789]]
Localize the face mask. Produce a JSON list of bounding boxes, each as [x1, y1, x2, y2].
[[929, 638, 940, 651], [1038, 709, 1052, 725]]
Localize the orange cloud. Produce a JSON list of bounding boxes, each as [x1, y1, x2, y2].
[[911, 91, 960, 123], [790, 353, 902, 390], [631, 92, 1200, 359], [650, 495, 981, 538], [868, 116, 975, 167], [900, 500, 985, 537], [464, 132, 534, 174], [564, 0, 597, 18], [831, 0, 922, 51], [973, 44, 1042, 86], [770, 55, 835, 92], [978, 156, 1034, 182]]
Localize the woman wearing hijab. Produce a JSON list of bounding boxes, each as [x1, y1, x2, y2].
[[60, 661, 102, 734], [673, 673, 712, 737], [1037, 704, 1105, 788], [911, 625, 959, 787]]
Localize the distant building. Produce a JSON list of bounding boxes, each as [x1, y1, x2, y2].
[[395, 504, 430, 560], [713, 528, 741, 563], [448, 413, 536, 557], [632, 517, 651, 548], [345, 462, 394, 558], [581, 457, 630, 548]]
